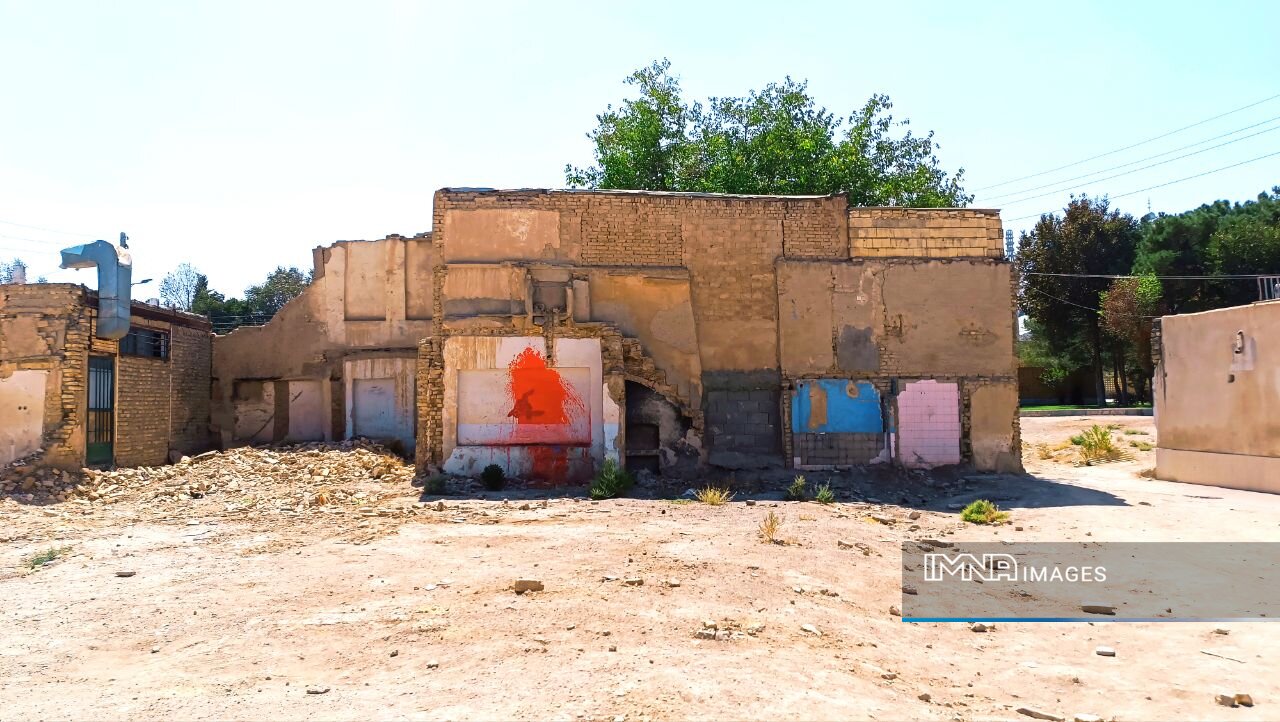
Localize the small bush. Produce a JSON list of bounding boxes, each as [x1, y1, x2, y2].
[[589, 459, 633, 500], [1129, 440, 1154, 452], [694, 486, 733, 505], [814, 483, 835, 504], [1122, 428, 1149, 436], [25, 546, 71, 569], [785, 475, 808, 501], [1069, 434, 1085, 446], [423, 474, 447, 495], [480, 464, 506, 491], [1076, 425, 1129, 464], [960, 499, 1009, 525], [758, 511, 784, 544]]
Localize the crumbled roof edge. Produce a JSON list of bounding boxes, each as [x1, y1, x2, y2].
[[438, 187, 999, 212]]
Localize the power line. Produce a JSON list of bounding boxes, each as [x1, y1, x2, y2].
[[0, 218, 90, 237], [975, 91, 1280, 192], [1006, 148, 1280, 222], [1024, 286, 1160, 320], [994, 127, 1280, 207], [1025, 272, 1273, 280], [979, 116, 1280, 203]]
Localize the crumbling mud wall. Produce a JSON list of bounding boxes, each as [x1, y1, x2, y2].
[[211, 233, 436, 449], [420, 189, 1019, 477], [0, 284, 91, 469], [212, 188, 1019, 481]]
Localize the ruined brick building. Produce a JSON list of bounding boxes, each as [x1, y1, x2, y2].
[[212, 188, 1021, 483], [0, 283, 212, 469]]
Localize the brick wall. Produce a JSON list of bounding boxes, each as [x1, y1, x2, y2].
[[170, 324, 212, 454], [115, 350, 171, 467], [426, 189, 1017, 472], [0, 284, 92, 469], [116, 316, 213, 466], [849, 208, 1003, 258]]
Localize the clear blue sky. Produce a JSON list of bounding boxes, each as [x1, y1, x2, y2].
[[1, 0, 1277, 295]]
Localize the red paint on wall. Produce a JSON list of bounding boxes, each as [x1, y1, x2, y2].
[[527, 446, 570, 487], [505, 346, 587, 446]]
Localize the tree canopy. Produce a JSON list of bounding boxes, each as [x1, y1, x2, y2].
[[566, 60, 970, 206], [159, 264, 312, 333], [1017, 196, 1139, 405]]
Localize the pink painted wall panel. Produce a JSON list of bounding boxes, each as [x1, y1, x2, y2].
[[897, 380, 960, 467]]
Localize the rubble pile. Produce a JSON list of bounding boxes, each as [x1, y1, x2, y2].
[[0, 456, 81, 502], [1, 441, 419, 517]]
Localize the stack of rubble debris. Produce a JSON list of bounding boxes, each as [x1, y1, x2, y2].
[[0, 441, 418, 517]]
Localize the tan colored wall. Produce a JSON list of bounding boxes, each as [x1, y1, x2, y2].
[[586, 269, 702, 405], [849, 208, 1003, 258], [1156, 301, 1280, 491], [0, 284, 91, 469], [209, 188, 1018, 474], [211, 233, 436, 446], [114, 315, 212, 467], [426, 189, 1018, 472], [1, 283, 212, 470]]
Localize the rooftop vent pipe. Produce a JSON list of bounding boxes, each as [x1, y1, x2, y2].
[[59, 240, 133, 340]]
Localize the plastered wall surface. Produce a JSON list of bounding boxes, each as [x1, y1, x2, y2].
[[441, 335, 603, 483], [0, 369, 47, 465], [212, 235, 436, 446], [1156, 301, 1280, 492], [897, 380, 961, 468], [345, 357, 416, 452]]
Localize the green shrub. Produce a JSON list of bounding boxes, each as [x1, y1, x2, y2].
[[960, 499, 1009, 525], [1077, 425, 1128, 464], [1069, 434, 1085, 446], [480, 464, 506, 491], [423, 474, 447, 494], [589, 459, 633, 500], [25, 546, 71, 569], [814, 483, 835, 504], [785, 475, 808, 501]]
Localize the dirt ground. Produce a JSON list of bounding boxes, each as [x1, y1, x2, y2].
[[3, 415, 1278, 721]]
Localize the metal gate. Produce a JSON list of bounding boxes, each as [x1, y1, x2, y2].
[[87, 356, 115, 466]]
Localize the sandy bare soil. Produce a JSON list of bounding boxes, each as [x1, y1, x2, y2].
[[2, 415, 1277, 721]]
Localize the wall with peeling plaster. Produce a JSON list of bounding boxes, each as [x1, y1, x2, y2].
[[212, 188, 1018, 481]]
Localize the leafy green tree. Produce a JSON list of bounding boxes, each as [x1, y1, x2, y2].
[[1017, 196, 1139, 406], [567, 60, 970, 206], [1100, 274, 1162, 402], [1208, 191, 1280, 305], [189, 266, 311, 333], [243, 266, 311, 315], [1134, 187, 1280, 311]]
